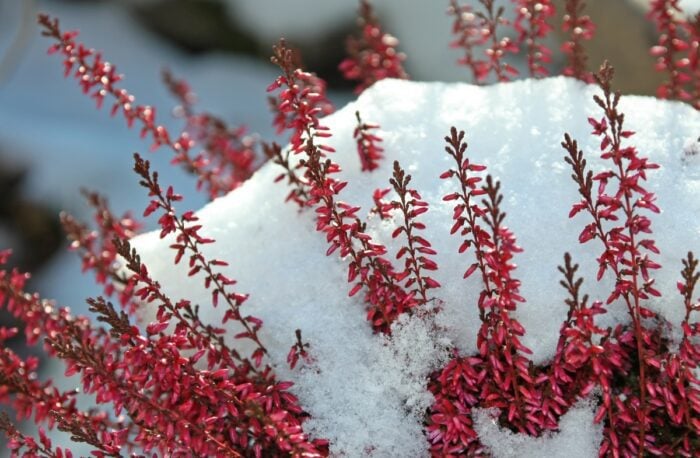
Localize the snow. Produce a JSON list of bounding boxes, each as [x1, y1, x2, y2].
[[681, 0, 700, 12], [473, 397, 603, 458], [130, 78, 699, 456]]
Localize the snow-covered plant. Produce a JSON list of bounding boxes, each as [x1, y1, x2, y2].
[[1, 1, 699, 457]]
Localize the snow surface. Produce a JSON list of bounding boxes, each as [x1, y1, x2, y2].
[[131, 78, 699, 456], [473, 397, 603, 458]]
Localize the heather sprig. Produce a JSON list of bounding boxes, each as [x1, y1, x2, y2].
[[0, 412, 75, 458], [287, 329, 312, 370], [648, 0, 692, 101], [440, 127, 490, 319], [133, 153, 268, 366], [369, 187, 393, 220], [0, 345, 128, 457], [262, 141, 310, 207], [162, 69, 261, 197], [0, 255, 139, 455], [340, 0, 409, 93], [60, 191, 141, 315], [38, 14, 246, 199], [113, 237, 260, 377], [268, 39, 334, 154], [512, 0, 556, 77], [447, 0, 485, 83], [561, 0, 594, 82], [353, 110, 384, 172], [389, 160, 440, 305], [688, 13, 700, 109], [475, 0, 519, 82], [434, 127, 546, 442], [270, 40, 412, 333]]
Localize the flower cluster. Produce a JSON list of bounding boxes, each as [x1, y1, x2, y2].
[[353, 110, 384, 172], [447, 0, 484, 82], [60, 191, 141, 314], [512, 0, 556, 77], [162, 69, 261, 198], [270, 39, 414, 333], [648, 0, 700, 108], [339, 0, 409, 93], [561, 0, 595, 82], [37, 15, 254, 200], [426, 63, 699, 457]]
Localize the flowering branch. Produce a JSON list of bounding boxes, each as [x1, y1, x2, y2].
[[563, 62, 668, 456], [561, 0, 594, 82], [287, 329, 311, 370], [268, 40, 334, 152], [263, 142, 309, 207], [389, 160, 440, 305], [447, 0, 485, 82], [270, 39, 412, 333], [38, 14, 244, 199], [441, 127, 541, 435], [162, 69, 261, 197], [133, 153, 268, 366], [648, 0, 691, 101], [687, 13, 700, 109], [512, 0, 556, 77], [369, 187, 393, 220], [60, 191, 141, 315], [0, 412, 72, 458], [340, 0, 408, 93], [441, 127, 490, 320], [113, 237, 259, 376], [476, 0, 519, 82], [0, 346, 127, 457], [353, 111, 384, 172]]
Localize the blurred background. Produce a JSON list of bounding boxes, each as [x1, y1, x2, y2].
[[0, 0, 698, 453]]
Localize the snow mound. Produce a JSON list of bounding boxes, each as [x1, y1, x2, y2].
[[131, 78, 699, 457], [473, 398, 603, 458]]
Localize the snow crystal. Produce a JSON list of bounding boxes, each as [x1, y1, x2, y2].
[[473, 398, 603, 458], [131, 78, 699, 456]]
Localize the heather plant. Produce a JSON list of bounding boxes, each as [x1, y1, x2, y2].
[[0, 1, 699, 457]]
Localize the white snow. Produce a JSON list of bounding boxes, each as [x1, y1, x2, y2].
[[130, 78, 699, 456], [680, 0, 700, 12], [473, 397, 603, 458]]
